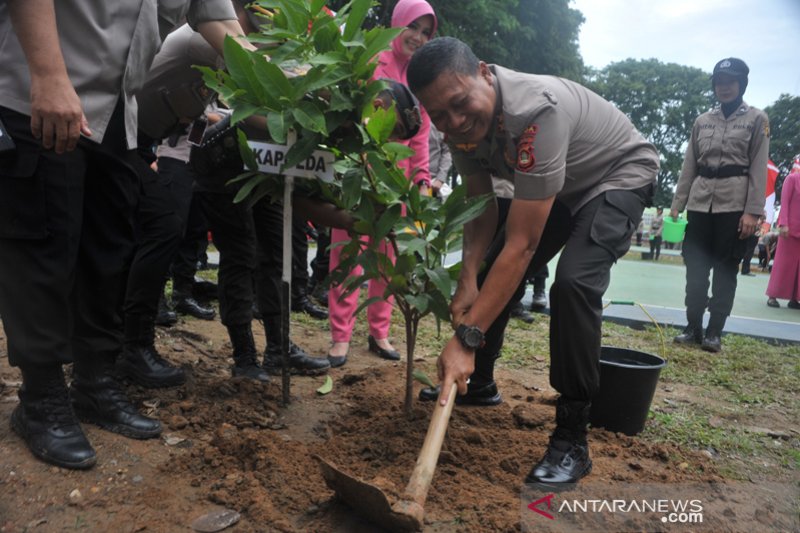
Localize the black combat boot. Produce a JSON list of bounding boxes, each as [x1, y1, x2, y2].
[[291, 283, 329, 320], [173, 278, 216, 320], [155, 289, 178, 327], [117, 313, 186, 388], [228, 323, 270, 382], [530, 278, 548, 311], [673, 323, 703, 345], [262, 317, 330, 375], [525, 397, 592, 490], [419, 351, 502, 406], [701, 315, 724, 353], [12, 366, 96, 469], [509, 300, 535, 324], [71, 360, 162, 440]]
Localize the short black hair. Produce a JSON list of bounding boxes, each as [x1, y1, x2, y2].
[[407, 37, 480, 95]]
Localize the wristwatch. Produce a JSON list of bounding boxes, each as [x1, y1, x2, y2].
[[455, 324, 485, 351]]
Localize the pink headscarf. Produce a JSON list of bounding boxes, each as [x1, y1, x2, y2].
[[384, 0, 437, 79]]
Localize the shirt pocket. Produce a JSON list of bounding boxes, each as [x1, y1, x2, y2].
[[696, 128, 716, 155], [723, 125, 751, 156]]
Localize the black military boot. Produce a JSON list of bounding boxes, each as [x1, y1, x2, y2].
[[12, 366, 96, 469], [673, 323, 703, 345], [155, 289, 178, 327], [291, 283, 329, 320], [419, 351, 502, 406], [701, 315, 724, 353], [509, 300, 535, 324], [117, 313, 186, 388], [228, 323, 270, 382], [262, 317, 330, 375], [525, 397, 592, 490], [173, 278, 216, 320], [71, 362, 162, 440]]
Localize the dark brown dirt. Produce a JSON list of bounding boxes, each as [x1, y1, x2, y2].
[[0, 316, 723, 533]]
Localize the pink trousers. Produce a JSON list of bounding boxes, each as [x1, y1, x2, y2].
[[328, 228, 395, 342]]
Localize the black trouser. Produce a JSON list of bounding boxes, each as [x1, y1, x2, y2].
[[291, 216, 310, 303], [740, 233, 759, 274], [311, 228, 331, 284], [649, 235, 662, 260], [481, 187, 649, 400], [0, 104, 138, 368], [197, 192, 297, 325], [123, 157, 193, 319], [682, 210, 745, 331]]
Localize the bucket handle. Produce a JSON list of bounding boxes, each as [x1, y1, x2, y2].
[[604, 300, 667, 360]]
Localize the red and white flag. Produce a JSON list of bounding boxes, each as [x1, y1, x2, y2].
[[764, 160, 779, 224]]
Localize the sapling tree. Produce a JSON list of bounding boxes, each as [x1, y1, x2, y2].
[[200, 0, 491, 416]]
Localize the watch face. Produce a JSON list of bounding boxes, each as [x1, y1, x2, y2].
[[464, 329, 483, 347]]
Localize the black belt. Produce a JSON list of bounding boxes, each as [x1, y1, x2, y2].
[[697, 165, 749, 178]]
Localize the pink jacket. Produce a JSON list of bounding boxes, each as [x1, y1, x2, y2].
[[373, 0, 437, 187], [779, 172, 800, 238]]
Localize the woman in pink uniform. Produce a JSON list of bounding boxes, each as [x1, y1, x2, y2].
[[766, 170, 800, 309], [326, 0, 437, 367]]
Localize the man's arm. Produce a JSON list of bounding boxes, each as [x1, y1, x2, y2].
[[450, 171, 497, 325], [197, 19, 256, 54], [8, 0, 91, 153], [438, 195, 554, 406]]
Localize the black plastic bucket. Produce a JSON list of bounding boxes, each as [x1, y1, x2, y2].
[[590, 346, 667, 436]]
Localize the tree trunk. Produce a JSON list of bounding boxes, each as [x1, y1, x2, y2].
[[404, 314, 419, 418]]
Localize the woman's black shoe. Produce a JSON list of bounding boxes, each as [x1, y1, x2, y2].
[[367, 335, 400, 361]]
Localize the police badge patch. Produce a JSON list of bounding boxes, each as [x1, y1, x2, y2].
[[516, 125, 538, 172]]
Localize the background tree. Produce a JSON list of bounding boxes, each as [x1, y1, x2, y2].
[[585, 59, 713, 207], [331, 0, 584, 78], [764, 94, 800, 202]]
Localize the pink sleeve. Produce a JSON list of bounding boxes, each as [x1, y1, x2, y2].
[[407, 107, 431, 186], [778, 174, 795, 229]]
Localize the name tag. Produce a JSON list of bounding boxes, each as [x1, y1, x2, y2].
[[247, 140, 335, 182]]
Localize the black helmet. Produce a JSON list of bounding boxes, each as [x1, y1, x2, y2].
[[712, 57, 749, 96]]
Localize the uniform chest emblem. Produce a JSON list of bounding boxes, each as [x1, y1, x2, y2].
[[455, 143, 478, 153], [516, 125, 538, 172]]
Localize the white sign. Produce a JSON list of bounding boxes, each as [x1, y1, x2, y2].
[[247, 140, 335, 182]]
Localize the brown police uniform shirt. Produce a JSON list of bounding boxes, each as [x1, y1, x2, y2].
[[671, 103, 769, 215], [0, 0, 236, 149], [451, 65, 659, 213]]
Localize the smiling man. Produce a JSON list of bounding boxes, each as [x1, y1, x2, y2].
[[407, 37, 659, 488]]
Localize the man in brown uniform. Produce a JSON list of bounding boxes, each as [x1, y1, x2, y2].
[[408, 37, 658, 488], [670, 58, 768, 352]]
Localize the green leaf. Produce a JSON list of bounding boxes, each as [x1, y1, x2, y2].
[[341, 170, 363, 210], [374, 204, 402, 241], [404, 294, 430, 314], [238, 129, 258, 171], [366, 152, 409, 192], [316, 375, 333, 395], [425, 267, 453, 297], [412, 369, 436, 388], [233, 173, 268, 204], [353, 27, 403, 72], [283, 131, 322, 171], [342, 0, 371, 41], [292, 101, 327, 134], [231, 103, 259, 126], [365, 104, 396, 144], [383, 142, 415, 161], [252, 58, 294, 103], [267, 111, 289, 143], [307, 52, 347, 66]]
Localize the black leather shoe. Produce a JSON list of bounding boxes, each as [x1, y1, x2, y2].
[[530, 291, 547, 311], [12, 384, 96, 470], [418, 380, 503, 406], [767, 298, 780, 308], [174, 297, 216, 320], [789, 300, 800, 309], [192, 277, 218, 301], [311, 285, 329, 308], [509, 301, 535, 324], [292, 297, 329, 320], [673, 326, 702, 345], [701, 332, 722, 353], [231, 360, 271, 382], [327, 354, 347, 368], [263, 342, 330, 375], [368, 335, 400, 361], [117, 345, 186, 388], [524, 437, 592, 489], [71, 376, 162, 440]]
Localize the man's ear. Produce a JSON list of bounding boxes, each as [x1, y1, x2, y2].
[[373, 97, 390, 111], [478, 61, 492, 85]]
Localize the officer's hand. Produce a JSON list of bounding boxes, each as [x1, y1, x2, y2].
[[670, 208, 679, 221], [437, 336, 475, 406], [450, 278, 479, 328], [738, 213, 759, 239], [29, 72, 91, 153], [778, 225, 789, 238]]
